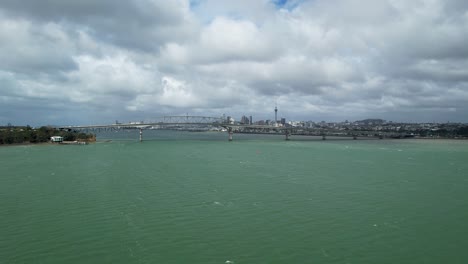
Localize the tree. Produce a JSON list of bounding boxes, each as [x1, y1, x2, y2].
[[62, 131, 76, 141], [457, 126, 468, 136]]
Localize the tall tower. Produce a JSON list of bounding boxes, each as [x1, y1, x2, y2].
[[275, 104, 278, 123]]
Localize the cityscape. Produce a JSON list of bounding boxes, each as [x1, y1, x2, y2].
[[3, 104, 468, 140], [221, 105, 468, 138]]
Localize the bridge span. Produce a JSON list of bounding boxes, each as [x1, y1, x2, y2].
[[59, 115, 226, 142], [59, 115, 405, 142], [219, 124, 405, 141], [59, 116, 224, 129]]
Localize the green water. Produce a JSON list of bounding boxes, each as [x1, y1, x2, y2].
[[1, 132, 468, 264]]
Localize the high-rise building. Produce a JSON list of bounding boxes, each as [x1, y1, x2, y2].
[[240, 115, 250, 124]]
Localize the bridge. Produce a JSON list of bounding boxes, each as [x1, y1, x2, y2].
[[221, 124, 404, 141], [59, 115, 225, 141], [59, 115, 405, 142], [60, 116, 224, 129]]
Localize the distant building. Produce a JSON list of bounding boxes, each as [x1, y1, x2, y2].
[[305, 121, 314, 128], [50, 136, 63, 143], [275, 105, 278, 123], [226, 116, 235, 124], [256, 120, 265, 125], [240, 115, 250, 124]]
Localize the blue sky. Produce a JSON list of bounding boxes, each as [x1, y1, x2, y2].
[[272, 0, 303, 10]]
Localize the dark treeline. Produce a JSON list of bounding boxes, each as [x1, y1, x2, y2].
[[0, 125, 95, 145], [362, 125, 468, 138], [456, 126, 468, 136], [410, 126, 468, 138]]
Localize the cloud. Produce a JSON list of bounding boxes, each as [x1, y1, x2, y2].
[[0, 0, 197, 51], [160, 16, 280, 65], [0, 15, 77, 74], [0, 0, 467, 125]]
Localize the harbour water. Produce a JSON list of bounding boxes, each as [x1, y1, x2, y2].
[[1, 131, 468, 263]]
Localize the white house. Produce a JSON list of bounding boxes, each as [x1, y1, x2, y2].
[[50, 136, 63, 143]]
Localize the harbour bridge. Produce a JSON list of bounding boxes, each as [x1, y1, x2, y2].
[[59, 115, 225, 141], [59, 115, 403, 141], [60, 116, 224, 129]]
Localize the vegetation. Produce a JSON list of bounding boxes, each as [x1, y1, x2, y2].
[[456, 126, 468, 137], [0, 125, 95, 145]]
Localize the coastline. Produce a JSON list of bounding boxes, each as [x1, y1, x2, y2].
[[0, 140, 96, 148], [0, 142, 54, 148]]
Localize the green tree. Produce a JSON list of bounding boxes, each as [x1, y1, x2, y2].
[[456, 126, 468, 136], [62, 131, 76, 141], [36, 126, 51, 142]]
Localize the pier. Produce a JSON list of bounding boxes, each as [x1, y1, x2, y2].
[[60, 141, 88, 145]]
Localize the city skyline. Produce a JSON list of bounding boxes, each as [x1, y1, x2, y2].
[[1, 0, 468, 126]]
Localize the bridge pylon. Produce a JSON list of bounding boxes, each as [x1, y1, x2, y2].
[[228, 127, 233, 141]]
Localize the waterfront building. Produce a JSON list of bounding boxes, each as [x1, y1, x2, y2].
[[226, 116, 235, 124], [50, 136, 63, 143]]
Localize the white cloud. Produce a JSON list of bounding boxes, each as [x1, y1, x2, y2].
[[160, 16, 280, 65], [1, 0, 468, 125], [0, 15, 77, 73]]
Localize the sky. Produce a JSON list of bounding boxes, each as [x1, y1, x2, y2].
[[1, 0, 468, 126]]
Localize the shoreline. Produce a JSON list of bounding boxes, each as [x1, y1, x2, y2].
[[0, 141, 95, 148], [0, 142, 54, 148]]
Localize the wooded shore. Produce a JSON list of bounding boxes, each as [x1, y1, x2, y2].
[[0, 126, 95, 145]]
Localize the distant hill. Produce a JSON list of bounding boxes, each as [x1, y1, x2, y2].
[[355, 119, 386, 125]]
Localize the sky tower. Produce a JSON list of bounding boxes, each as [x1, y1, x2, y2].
[[275, 104, 278, 123]]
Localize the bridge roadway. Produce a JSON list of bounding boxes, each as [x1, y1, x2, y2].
[[59, 115, 403, 141], [58, 116, 224, 129], [220, 124, 403, 141]]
